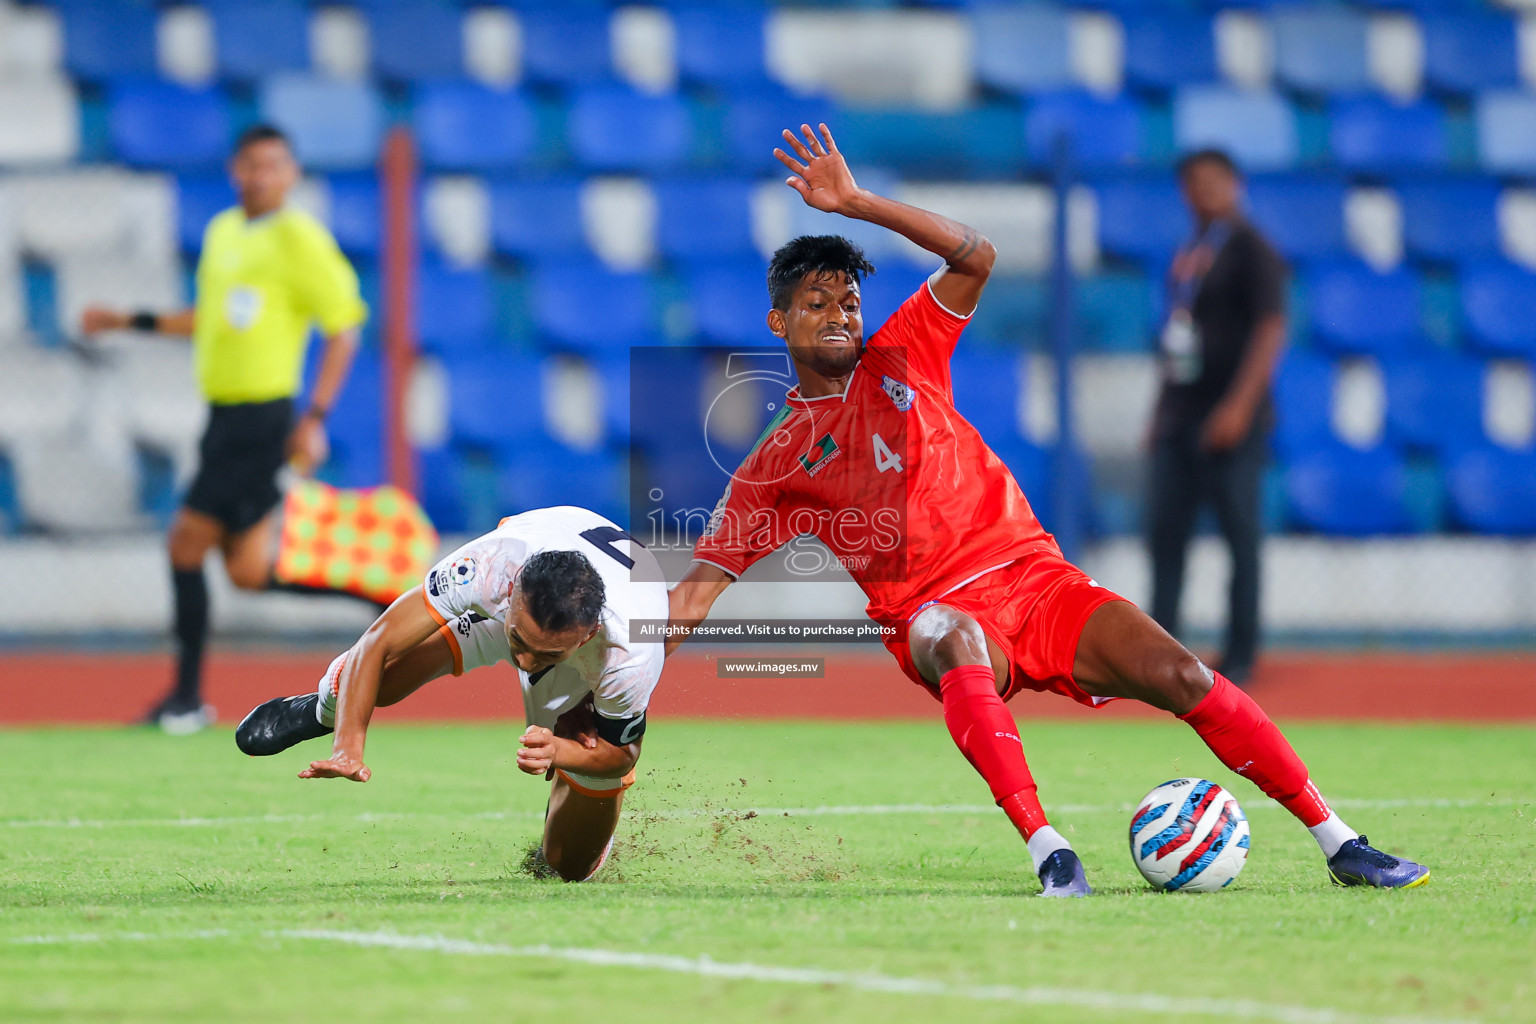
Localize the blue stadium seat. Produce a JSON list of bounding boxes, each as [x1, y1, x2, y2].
[[1076, 272, 1155, 353], [722, 86, 837, 174], [110, 82, 230, 171], [1025, 92, 1142, 168], [1329, 97, 1447, 173], [366, 0, 463, 83], [532, 261, 653, 353], [627, 348, 704, 457], [326, 174, 382, 259], [596, 355, 631, 445], [972, 5, 1073, 94], [1272, 352, 1337, 459], [644, 448, 731, 518], [1285, 444, 1414, 535], [416, 445, 468, 533], [1245, 175, 1348, 264], [519, 7, 611, 86], [684, 260, 772, 347], [499, 441, 627, 525], [210, 0, 308, 81], [1308, 261, 1422, 355], [1398, 178, 1501, 264], [414, 83, 535, 172], [1124, 13, 1218, 90], [835, 105, 1024, 178], [417, 264, 493, 354], [1094, 175, 1187, 264], [671, 3, 768, 86], [949, 351, 1021, 444], [1446, 446, 1536, 534], [861, 261, 938, 337], [655, 179, 756, 262], [1459, 260, 1536, 357], [1174, 86, 1298, 171], [1271, 8, 1371, 95], [260, 75, 385, 170], [58, 0, 157, 81], [442, 351, 545, 452], [174, 175, 236, 252], [1422, 14, 1519, 95], [568, 86, 691, 173], [321, 350, 384, 489], [489, 179, 586, 262], [1475, 90, 1536, 174], [1381, 353, 1486, 453]]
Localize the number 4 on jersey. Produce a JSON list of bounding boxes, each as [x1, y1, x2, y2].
[[872, 433, 904, 473]]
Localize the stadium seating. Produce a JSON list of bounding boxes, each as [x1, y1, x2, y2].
[[672, 3, 768, 87], [1123, 13, 1219, 90], [413, 83, 536, 172], [490, 179, 588, 262], [518, 7, 612, 86], [1174, 86, 1298, 171], [655, 179, 757, 262], [499, 440, 627, 525], [109, 82, 229, 171], [531, 260, 653, 354], [683, 260, 772, 348], [1307, 261, 1422, 355], [1271, 8, 1372, 95], [567, 86, 692, 173], [1093, 175, 1189, 265], [174, 175, 236, 253], [1245, 175, 1348, 264], [1421, 13, 1520, 94], [721, 85, 838, 173], [1459, 260, 1536, 357], [57, 0, 157, 81], [1330, 98, 1448, 172], [1025, 92, 1142, 169], [416, 264, 493, 355], [972, 5, 1074, 95], [1475, 90, 1536, 174], [835, 105, 1025, 178], [1382, 353, 1487, 454], [1273, 352, 1338, 459], [949, 350, 1022, 444], [1446, 446, 1536, 534], [442, 351, 546, 453], [365, 0, 464, 83], [1398, 178, 1502, 264], [1285, 444, 1415, 536], [259, 75, 385, 171], [209, 0, 308, 82]]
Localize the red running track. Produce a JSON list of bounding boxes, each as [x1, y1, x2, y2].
[[0, 649, 1531, 724]]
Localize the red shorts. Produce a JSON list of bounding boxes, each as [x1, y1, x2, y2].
[[882, 553, 1128, 709]]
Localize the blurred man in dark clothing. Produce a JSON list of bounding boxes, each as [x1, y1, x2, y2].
[[1147, 149, 1287, 686]]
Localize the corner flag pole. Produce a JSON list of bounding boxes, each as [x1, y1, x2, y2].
[[380, 127, 419, 496]]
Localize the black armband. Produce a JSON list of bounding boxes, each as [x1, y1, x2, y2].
[[594, 710, 646, 747], [128, 311, 158, 332]]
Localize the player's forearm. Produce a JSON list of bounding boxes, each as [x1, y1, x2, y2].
[[155, 309, 197, 336], [1219, 314, 1287, 414], [551, 737, 640, 778], [840, 190, 996, 280], [304, 329, 360, 418]]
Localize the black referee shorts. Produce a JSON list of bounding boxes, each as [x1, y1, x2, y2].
[[183, 398, 294, 534]]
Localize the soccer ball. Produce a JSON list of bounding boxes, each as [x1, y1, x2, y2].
[[1129, 777, 1250, 892]]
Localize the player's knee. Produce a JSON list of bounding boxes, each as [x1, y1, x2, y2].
[[226, 561, 270, 591], [1147, 653, 1212, 714], [909, 605, 990, 681]]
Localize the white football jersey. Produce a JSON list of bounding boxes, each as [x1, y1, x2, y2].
[[422, 506, 668, 739]]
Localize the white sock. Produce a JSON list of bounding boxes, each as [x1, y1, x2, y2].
[[1025, 825, 1072, 874], [1308, 812, 1358, 858], [316, 652, 347, 728]]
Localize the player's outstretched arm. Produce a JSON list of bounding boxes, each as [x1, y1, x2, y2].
[[299, 585, 440, 782], [774, 123, 996, 316], [665, 561, 735, 657], [79, 307, 196, 339]]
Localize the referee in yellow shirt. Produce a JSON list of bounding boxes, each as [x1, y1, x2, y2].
[[82, 124, 368, 733]]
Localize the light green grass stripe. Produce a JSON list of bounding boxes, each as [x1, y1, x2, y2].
[[4, 928, 1485, 1024], [1, 796, 1523, 831]]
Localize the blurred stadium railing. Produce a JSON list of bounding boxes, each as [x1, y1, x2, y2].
[[1, 0, 1533, 643]]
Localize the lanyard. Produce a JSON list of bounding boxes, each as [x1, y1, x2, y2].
[[1168, 219, 1234, 313]]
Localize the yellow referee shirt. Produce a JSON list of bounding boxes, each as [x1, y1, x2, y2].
[[193, 206, 368, 404]]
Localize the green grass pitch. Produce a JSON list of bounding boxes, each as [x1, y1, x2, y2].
[[2, 719, 1532, 1023]]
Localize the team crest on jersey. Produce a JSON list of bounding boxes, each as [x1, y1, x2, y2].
[[704, 484, 731, 537], [799, 432, 842, 476], [881, 375, 916, 412]]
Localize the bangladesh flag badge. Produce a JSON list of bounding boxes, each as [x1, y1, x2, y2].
[[799, 432, 842, 476]]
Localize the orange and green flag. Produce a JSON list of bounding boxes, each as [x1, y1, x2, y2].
[[273, 480, 438, 606]]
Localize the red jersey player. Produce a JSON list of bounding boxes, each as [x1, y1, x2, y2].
[[666, 124, 1429, 896]]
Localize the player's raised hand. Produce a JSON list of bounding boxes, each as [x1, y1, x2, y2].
[[774, 123, 860, 214], [516, 725, 558, 775], [300, 752, 371, 782]]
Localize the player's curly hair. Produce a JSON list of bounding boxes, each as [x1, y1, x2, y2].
[[767, 235, 877, 311], [518, 550, 605, 634]]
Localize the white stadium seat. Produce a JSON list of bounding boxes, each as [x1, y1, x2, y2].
[[0, 348, 85, 443], [767, 10, 970, 110], [0, 1, 64, 79], [55, 253, 183, 344], [12, 433, 143, 533], [157, 3, 215, 86], [0, 77, 79, 166], [463, 6, 520, 87], [612, 6, 677, 96], [581, 176, 657, 272], [424, 175, 492, 267]]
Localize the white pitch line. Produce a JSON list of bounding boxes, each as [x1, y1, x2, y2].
[[1, 928, 1484, 1024], [0, 796, 1522, 831]]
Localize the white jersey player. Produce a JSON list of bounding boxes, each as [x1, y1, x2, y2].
[[236, 506, 668, 881]]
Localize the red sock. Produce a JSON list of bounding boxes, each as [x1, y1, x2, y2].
[[940, 665, 1049, 838], [1179, 673, 1331, 827]]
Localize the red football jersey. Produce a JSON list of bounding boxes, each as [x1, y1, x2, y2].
[[692, 279, 1061, 625]]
